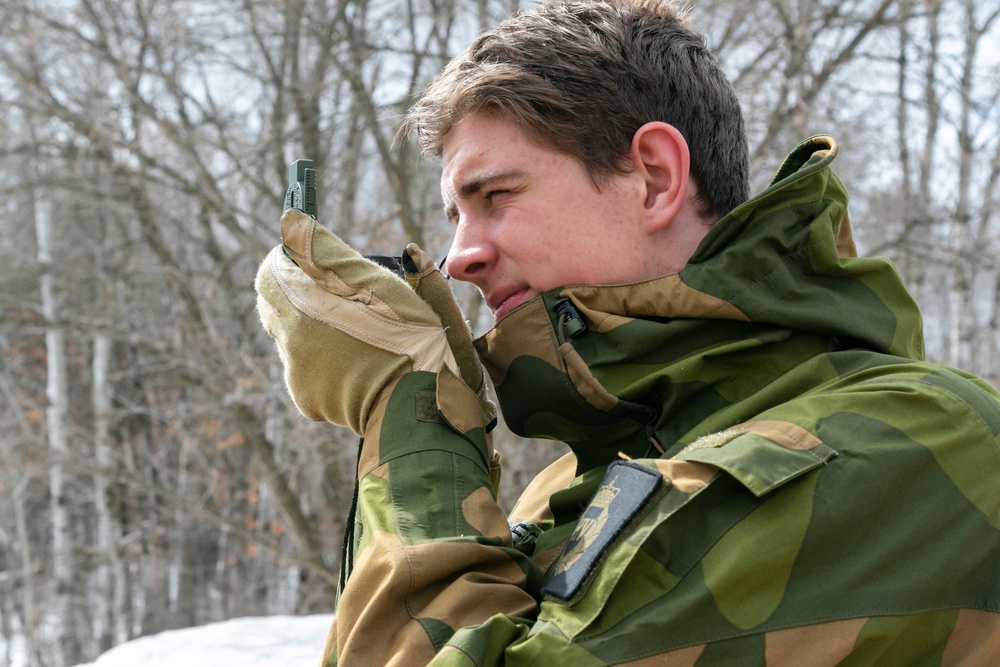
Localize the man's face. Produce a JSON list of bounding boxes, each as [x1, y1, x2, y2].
[[442, 113, 651, 322]]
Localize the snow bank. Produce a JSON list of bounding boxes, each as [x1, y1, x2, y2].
[[73, 614, 334, 667]]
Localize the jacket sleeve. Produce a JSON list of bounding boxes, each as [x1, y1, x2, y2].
[[324, 369, 544, 666]]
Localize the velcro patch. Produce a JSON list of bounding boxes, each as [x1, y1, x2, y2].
[[414, 390, 442, 423], [542, 461, 661, 603]]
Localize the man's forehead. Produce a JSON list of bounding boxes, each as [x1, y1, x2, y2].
[[441, 114, 526, 174], [437, 111, 569, 212]]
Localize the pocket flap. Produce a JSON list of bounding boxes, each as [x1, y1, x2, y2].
[[677, 420, 837, 497]]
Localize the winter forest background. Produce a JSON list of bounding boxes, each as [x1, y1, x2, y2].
[[1, 0, 999, 665]]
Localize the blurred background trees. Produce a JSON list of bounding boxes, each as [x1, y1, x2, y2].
[[0, 0, 997, 664]]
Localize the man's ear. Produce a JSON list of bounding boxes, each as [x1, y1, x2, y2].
[[629, 122, 690, 233]]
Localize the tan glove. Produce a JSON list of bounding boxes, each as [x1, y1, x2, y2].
[[400, 244, 498, 431], [255, 209, 467, 436]]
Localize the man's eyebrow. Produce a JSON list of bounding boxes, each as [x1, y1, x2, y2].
[[457, 169, 527, 197], [444, 169, 527, 220]]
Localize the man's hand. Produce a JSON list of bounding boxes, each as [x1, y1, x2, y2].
[[255, 209, 467, 436], [401, 244, 498, 431]]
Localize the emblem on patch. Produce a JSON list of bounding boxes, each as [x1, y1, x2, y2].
[[542, 461, 661, 603]]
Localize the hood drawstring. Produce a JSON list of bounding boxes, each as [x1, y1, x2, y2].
[[555, 298, 587, 344]]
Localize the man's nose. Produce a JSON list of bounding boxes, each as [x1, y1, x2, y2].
[[445, 222, 496, 283]]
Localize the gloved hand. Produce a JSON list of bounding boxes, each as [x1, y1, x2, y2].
[[255, 209, 493, 438], [401, 244, 498, 431]]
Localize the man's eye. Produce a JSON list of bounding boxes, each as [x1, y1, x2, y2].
[[486, 190, 509, 201]]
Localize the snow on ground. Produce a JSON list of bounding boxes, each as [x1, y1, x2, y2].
[[73, 614, 334, 667]]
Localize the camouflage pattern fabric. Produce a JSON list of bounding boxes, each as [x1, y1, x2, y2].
[[325, 136, 1000, 665]]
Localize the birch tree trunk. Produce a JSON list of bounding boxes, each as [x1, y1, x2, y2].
[[35, 193, 81, 666], [12, 474, 39, 667], [93, 326, 127, 651]]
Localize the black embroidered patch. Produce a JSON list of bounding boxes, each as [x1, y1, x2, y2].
[[542, 461, 661, 603]]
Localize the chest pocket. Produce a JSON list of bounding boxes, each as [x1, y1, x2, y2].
[[536, 420, 838, 642]]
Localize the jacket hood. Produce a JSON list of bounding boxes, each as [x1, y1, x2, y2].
[[474, 136, 925, 472]]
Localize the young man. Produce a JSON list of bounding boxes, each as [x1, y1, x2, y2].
[[255, 0, 1000, 664]]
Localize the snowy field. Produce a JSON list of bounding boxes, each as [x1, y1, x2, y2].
[[68, 614, 334, 667]]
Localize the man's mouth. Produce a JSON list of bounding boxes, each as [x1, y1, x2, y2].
[[488, 287, 530, 321]]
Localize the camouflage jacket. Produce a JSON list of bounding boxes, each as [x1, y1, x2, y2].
[[325, 136, 1000, 665]]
